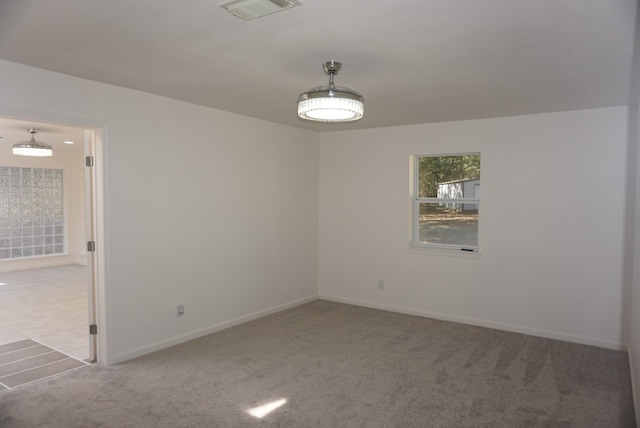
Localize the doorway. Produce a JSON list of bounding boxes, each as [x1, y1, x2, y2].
[[0, 117, 103, 363]]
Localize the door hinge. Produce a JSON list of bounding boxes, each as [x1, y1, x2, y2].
[[89, 324, 98, 335], [86, 156, 94, 167], [87, 241, 96, 252]]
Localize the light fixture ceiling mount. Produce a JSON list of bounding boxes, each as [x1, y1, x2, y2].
[[297, 61, 364, 122], [12, 128, 53, 157]]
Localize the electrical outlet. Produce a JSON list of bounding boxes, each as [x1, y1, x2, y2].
[[378, 280, 384, 290], [177, 304, 185, 317]]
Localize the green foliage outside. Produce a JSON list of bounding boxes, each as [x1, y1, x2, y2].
[[418, 154, 480, 198]]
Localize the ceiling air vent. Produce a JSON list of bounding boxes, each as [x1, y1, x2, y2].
[[220, 0, 301, 20]]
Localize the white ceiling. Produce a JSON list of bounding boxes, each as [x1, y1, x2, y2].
[[0, 0, 636, 134]]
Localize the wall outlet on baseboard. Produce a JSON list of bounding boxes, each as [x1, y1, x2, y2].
[[377, 280, 384, 290], [177, 304, 185, 317]]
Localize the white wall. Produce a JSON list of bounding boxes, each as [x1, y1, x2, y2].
[[0, 59, 320, 363], [626, 2, 640, 416], [0, 136, 86, 272], [628, 101, 640, 428], [622, 4, 639, 420], [319, 107, 628, 349]]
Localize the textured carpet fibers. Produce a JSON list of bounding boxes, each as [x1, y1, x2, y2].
[[0, 300, 635, 427]]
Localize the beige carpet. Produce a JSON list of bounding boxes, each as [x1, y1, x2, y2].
[[0, 300, 635, 427]]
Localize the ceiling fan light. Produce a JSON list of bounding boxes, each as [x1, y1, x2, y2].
[[297, 61, 364, 123], [12, 146, 53, 157], [298, 96, 364, 121], [12, 129, 53, 157]]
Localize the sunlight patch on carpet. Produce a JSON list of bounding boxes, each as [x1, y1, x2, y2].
[[248, 398, 287, 418]]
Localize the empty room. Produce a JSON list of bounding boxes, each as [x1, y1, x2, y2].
[[0, 0, 639, 426]]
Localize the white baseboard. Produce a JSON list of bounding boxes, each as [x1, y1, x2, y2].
[[0, 255, 77, 273], [319, 294, 625, 351], [113, 294, 319, 364]]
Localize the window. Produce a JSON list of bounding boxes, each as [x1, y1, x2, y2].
[[0, 167, 65, 259], [412, 154, 480, 251]]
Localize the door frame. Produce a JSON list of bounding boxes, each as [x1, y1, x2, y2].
[[85, 126, 108, 364]]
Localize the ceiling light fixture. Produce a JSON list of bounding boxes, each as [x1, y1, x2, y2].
[[297, 61, 364, 122], [220, 0, 301, 20], [12, 128, 53, 157]]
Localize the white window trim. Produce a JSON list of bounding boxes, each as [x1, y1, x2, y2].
[[406, 245, 481, 259], [409, 154, 480, 253]]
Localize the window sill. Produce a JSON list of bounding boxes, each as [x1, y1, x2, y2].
[[406, 245, 481, 259]]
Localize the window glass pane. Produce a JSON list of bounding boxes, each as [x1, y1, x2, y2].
[[417, 203, 478, 247], [10, 168, 21, 186], [0, 167, 9, 187], [418, 155, 480, 198]]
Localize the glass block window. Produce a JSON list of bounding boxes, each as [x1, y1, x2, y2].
[[0, 167, 65, 259]]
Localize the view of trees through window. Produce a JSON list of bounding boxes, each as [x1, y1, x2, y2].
[[417, 155, 480, 197], [415, 154, 480, 249]]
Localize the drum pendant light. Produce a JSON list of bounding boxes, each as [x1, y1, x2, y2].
[[297, 61, 364, 122], [13, 129, 53, 157]]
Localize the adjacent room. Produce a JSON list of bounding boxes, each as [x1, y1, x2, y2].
[[0, 119, 90, 363], [0, 0, 639, 426]]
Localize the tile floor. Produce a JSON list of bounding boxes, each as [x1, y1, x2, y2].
[[0, 339, 87, 391], [0, 265, 90, 361]]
